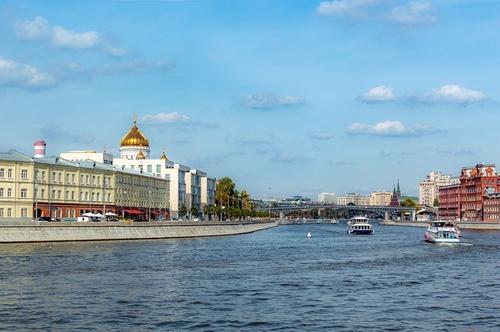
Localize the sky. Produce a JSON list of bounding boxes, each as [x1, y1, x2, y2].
[[1, 0, 500, 199]]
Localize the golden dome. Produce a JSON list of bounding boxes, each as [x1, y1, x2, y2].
[[160, 152, 168, 160], [136, 151, 146, 160], [120, 121, 149, 147]]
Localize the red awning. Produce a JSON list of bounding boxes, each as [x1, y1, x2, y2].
[[122, 209, 145, 215]]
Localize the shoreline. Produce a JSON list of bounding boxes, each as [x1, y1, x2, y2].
[[0, 220, 278, 244], [380, 220, 500, 230]]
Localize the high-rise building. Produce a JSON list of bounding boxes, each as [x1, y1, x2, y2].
[[419, 171, 459, 206]]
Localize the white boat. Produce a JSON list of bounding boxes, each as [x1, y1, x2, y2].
[[330, 219, 338, 224], [424, 221, 460, 244], [347, 216, 373, 235]]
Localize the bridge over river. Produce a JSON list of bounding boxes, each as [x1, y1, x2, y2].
[[259, 204, 416, 221]]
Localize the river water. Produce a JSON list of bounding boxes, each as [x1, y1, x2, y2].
[[0, 223, 499, 331]]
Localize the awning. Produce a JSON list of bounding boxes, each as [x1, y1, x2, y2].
[[122, 209, 145, 215]]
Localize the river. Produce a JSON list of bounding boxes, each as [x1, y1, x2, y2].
[[0, 223, 499, 331]]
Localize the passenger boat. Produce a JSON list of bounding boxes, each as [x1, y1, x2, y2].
[[347, 216, 373, 235], [424, 221, 460, 244]]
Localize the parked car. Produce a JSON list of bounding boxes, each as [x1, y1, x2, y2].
[[35, 217, 51, 222]]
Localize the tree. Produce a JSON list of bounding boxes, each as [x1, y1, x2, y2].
[[400, 198, 418, 208], [433, 197, 440, 207], [178, 204, 188, 218], [216, 177, 236, 208]]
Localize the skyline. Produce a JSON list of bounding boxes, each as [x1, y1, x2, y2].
[[1, 1, 500, 198]]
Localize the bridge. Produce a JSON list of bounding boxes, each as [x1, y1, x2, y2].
[[258, 203, 416, 221]]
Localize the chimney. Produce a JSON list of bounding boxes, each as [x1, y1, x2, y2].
[[33, 140, 47, 158]]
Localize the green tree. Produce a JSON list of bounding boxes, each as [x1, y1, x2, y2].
[[178, 204, 188, 218], [433, 197, 440, 207], [401, 198, 418, 208], [216, 177, 236, 208]]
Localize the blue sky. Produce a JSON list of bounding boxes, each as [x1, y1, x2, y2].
[[1, 0, 499, 198]]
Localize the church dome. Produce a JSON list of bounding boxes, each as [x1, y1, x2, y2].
[[120, 121, 149, 148]]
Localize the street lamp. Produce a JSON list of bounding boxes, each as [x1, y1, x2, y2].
[[148, 190, 152, 222]]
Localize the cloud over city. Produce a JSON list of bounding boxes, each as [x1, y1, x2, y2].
[[0, 57, 56, 90], [358, 86, 396, 103], [346, 120, 436, 137], [243, 93, 304, 110], [14, 16, 126, 56]]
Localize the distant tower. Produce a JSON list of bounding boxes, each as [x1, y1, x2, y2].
[[33, 140, 46, 158], [390, 184, 400, 207], [396, 179, 401, 198]]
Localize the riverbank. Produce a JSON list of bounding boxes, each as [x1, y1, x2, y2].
[[0, 220, 278, 243], [380, 220, 500, 230]]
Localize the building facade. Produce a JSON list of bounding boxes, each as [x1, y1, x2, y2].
[[0, 150, 169, 220], [337, 193, 370, 206], [419, 171, 459, 206], [438, 184, 461, 221], [317, 192, 337, 204], [369, 191, 392, 206]]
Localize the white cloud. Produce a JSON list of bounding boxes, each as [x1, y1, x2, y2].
[[424, 84, 487, 105], [346, 120, 434, 137], [244, 93, 304, 109], [51, 26, 99, 49], [142, 112, 191, 124], [308, 132, 336, 140], [14, 16, 125, 55], [316, 0, 380, 16], [0, 57, 56, 89], [387, 1, 436, 25], [15, 16, 50, 39], [358, 86, 395, 103]]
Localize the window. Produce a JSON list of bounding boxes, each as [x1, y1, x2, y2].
[[20, 189, 27, 198], [7, 169, 12, 178], [107, 193, 111, 202], [53, 172, 56, 181], [156, 165, 161, 173], [80, 175, 84, 183], [52, 190, 56, 199], [147, 165, 152, 173], [66, 174, 70, 183], [21, 169, 28, 180], [71, 191, 75, 200], [41, 171, 45, 181], [0, 168, 4, 177], [7, 208, 12, 217], [57, 190, 61, 199], [21, 208, 28, 217], [41, 189, 45, 198], [96, 193, 100, 201], [0, 208, 3, 217], [58, 173, 62, 182], [91, 193, 95, 201], [72, 174, 76, 184], [7, 188, 12, 197], [0, 188, 3, 197]]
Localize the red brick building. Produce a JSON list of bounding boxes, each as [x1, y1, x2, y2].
[[438, 184, 460, 221], [483, 193, 500, 222], [439, 163, 499, 221]]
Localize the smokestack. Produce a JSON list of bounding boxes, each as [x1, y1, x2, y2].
[[33, 140, 46, 158]]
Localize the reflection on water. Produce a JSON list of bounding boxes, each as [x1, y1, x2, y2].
[[1, 225, 499, 331]]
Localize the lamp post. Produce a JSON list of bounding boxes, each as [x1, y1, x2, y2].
[[122, 189, 127, 219], [148, 190, 152, 222], [268, 186, 272, 219]]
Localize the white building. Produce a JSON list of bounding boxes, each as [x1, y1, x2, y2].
[[337, 193, 370, 206], [317, 192, 337, 204], [419, 171, 459, 206], [60, 150, 114, 165]]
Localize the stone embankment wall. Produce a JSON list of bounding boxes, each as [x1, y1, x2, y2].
[[0, 221, 277, 243]]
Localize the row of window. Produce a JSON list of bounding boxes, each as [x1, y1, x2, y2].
[[35, 170, 112, 187], [0, 168, 29, 180]]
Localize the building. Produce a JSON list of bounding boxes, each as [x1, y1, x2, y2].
[[337, 193, 370, 206], [483, 193, 500, 222], [438, 184, 461, 221], [317, 192, 337, 204], [0, 150, 169, 220], [110, 120, 215, 219], [369, 191, 392, 206], [419, 171, 459, 206], [60, 150, 114, 165], [459, 164, 498, 221]]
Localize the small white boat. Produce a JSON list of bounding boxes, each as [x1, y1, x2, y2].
[[307, 232, 312, 238], [330, 219, 338, 224], [424, 221, 460, 244], [347, 216, 373, 235]]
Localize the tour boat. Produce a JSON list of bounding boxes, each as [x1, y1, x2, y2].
[[424, 221, 460, 244], [347, 216, 373, 235]]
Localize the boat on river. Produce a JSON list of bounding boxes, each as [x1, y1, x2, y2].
[[347, 216, 373, 235], [424, 221, 460, 244]]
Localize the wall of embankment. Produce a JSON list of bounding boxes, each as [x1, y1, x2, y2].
[[380, 220, 500, 230], [0, 221, 278, 243]]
